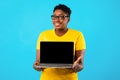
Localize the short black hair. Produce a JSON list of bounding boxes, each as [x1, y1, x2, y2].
[[53, 4, 71, 17]]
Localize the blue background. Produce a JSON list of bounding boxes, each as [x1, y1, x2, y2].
[[0, 0, 120, 80]]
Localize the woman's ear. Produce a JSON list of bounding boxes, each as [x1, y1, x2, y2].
[[68, 18, 70, 22]]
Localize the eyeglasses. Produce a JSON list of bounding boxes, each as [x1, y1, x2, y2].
[[51, 15, 69, 20]]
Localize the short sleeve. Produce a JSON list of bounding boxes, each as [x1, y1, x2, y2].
[[75, 32, 86, 50], [36, 32, 44, 50]]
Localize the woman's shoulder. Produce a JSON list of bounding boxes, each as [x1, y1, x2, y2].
[[41, 29, 53, 34], [69, 28, 82, 34]]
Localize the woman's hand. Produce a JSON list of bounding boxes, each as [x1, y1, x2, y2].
[[33, 61, 45, 71], [72, 61, 83, 72], [72, 56, 83, 72]]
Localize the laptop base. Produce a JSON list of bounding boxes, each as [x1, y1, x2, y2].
[[36, 63, 73, 68]]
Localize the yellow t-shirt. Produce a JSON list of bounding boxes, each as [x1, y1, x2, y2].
[[36, 28, 86, 80]]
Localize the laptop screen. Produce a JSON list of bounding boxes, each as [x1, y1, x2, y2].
[[40, 42, 74, 64]]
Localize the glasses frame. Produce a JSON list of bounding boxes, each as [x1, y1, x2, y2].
[[51, 15, 69, 20]]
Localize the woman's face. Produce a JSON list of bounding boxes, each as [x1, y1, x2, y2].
[[51, 9, 70, 30]]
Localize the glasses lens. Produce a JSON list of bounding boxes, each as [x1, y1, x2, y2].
[[51, 15, 69, 20]]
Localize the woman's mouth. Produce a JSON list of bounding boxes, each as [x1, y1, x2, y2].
[[54, 23, 61, 27]]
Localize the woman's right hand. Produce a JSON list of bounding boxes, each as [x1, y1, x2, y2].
[[33, 61, 45, 71]]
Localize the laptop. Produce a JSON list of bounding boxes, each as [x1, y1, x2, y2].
[[38, 41, 74, 68]]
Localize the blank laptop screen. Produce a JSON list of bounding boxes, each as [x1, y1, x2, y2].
[[40, 42, 74, 64]]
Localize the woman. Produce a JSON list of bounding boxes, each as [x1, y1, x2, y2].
[[33, 4, 86, 80]]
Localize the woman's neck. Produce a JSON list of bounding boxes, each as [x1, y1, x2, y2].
[[55, 28, 68, 36]]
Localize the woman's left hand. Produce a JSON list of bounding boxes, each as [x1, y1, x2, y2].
[[72, 60, 83, 72]]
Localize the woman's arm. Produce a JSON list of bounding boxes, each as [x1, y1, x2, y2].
[[33, 50, 44, 71], [72, 50, 85, 72], [36, 50, 40, 62]]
